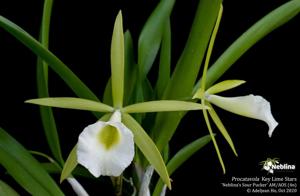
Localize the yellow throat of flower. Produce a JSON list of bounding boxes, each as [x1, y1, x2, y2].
[[98, 125, 121, 150]]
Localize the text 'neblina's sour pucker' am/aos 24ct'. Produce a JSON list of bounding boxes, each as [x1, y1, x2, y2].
[[0, 0, 299, 195]]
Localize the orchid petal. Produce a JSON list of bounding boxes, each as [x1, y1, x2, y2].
[[206, 80, 246, 95]]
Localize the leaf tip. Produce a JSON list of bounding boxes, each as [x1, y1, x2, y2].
[[165, 178, 172, 190], [234, 151, 239, 157], [24, 99, 33, 104], [222, 168, 226, 174], [59, 176, 64, 184], [116, 10, 123, 23]]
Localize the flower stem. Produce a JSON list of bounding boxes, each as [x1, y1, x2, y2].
[[111, 175, 123, 196]]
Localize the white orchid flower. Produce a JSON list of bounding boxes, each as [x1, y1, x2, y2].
[[205, 93, 278, 137], [77, 110, 134, 177]]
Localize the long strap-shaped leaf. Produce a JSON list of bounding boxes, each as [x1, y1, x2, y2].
[[155, 18, 171, 99], [0, 128, 64, 196], [194, 0, 300, 90], [0, 15, 99, 103], [122, 100, 208, 113], [135, 0, 175, 109], [164, 0, 222, 99], [152, 0, 222, 151], [26, 97, 114, 113], [152, 135, 212, 196], [138, 0, 175, 77], [37, 0, 64, 165], [123, 31, 138, 106], [122, 113, 171, 189], [0, 180, 20, 196]]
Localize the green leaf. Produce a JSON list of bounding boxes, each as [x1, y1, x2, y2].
[[206, 80, 246, 95], [194, 0, 300, 90], [123, 100, 209, 113], [25, 97, 114, 113], [0, 15, 99, 102], [167, 135, 212, 175], [153, 135, 212, 196], [37, 0, 64, 165], [138, 0, 175, 76], [0, 128, 64, 196], [103, 78, 113, 106], [123, 30, 137, 106], [41, 163, 62, 174], [163, 0, 221, 99], [207, 103, 237, 156], [121, 113, 171, 189], [37, 105, 64, 162], [131, 78, 154, 121], [37, 94, 64, 165], [0, 180, 20, 196], [60, 145, 77, 183], [39, 0, 52, 53], [111, 11, 125, 108], [153, 0, 222, 151], [142, 78, 154, 101], [155, 18, 171, 99]]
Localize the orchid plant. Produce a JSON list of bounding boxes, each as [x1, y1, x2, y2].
[[0, 0, 299, 195]]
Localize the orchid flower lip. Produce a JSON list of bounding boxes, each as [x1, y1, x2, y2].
[[205, 93, 278, 137], [77, 110, 134, 177]]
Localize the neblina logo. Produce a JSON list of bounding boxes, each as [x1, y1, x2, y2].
[[260, 158, 296, 174]]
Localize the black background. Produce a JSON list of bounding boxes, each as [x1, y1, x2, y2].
[[0, 0, 299, 195]]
